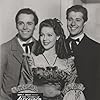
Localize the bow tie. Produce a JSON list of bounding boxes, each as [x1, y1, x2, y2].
[[68, 37, 80, 43], [23, 42, 34, 53], [23, 42, 34, 47], [73, 38, 79, 42], [67, 37, 80, 54]]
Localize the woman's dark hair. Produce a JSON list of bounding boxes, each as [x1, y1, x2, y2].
[[66, 5, 88, 22], [15, 8, 38, 25], [36, 18, 69, 59]]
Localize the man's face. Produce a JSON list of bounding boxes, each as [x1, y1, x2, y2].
[[67, 11, 85, 37], [16, 13, 35, 41]]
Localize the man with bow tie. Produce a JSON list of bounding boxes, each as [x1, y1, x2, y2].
[[65, 5, 100, 100], [0, 8, 39, 100]]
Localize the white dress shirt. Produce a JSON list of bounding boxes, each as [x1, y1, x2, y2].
[[69, 33, 84, 49], [17, 38, 33, 53]]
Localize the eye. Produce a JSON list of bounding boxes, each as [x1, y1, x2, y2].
[[40, 33, 44, 36], [17, 21, 23, 25], [76, 18, 82, 22], [47, 33, 52, 37], [68, 18, 72, 21], [27, 22, 33, 25]]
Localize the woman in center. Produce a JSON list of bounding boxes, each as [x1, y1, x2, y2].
[[17, 18, 84, 100], [31, 18, 75, 98]]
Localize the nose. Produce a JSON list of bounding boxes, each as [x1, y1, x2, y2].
[[71, 20, 76, 26], [43, 35, 47, 40], [23, 24, 27, 30]]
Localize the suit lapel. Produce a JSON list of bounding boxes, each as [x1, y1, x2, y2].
[[78, 34, 88, 47], [11, 37, 24, 64]]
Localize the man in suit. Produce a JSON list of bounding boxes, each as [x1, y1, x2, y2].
[[65, 5, 100, 100], [0, 8, 39, 100]]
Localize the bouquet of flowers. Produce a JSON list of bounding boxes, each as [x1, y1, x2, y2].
[[32, 66, 71, 91]]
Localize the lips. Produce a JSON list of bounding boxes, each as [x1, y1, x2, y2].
[[70, 27, 78, 31], [43, 41, 50, 45], [22, 31, 30, 33]]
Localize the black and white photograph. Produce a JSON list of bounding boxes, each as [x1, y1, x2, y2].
[[0, 0, 100, 100]]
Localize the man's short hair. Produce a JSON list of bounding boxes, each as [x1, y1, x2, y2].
[[15, 8, 38, 25], [66, 5, 88, 22]]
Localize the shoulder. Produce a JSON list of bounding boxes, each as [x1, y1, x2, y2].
[[55, 57, 67, 69], [32, 37, 38, 44], [0, 36, 19, 56], [1, 37, 15, 50], [57, 57, 67, 63], [32, 54, 47, 67], [56, 57, 75, 74], [32, 54, 44, 62], [57, 56, 74, 65], [84, 34, 99, 44], [1, 36, 17, 48], [0, 36, 17, 59], [84, 35, 100, 49]]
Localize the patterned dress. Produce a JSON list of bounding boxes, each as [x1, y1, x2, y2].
[[12, 54, 85, 100]]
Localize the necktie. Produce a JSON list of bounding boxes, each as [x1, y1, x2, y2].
[[23, 42, 34, 53], [71, 38, 79, 52]]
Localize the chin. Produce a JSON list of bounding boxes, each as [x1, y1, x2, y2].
[[43, 45, 50, 50], [21, 36, 32, 41], [70, 34, 77, 37], [70, 32, 79, 37], [44, 46, 54, 51], [44, 47, 50, 51], [21, 38, 29, 41], [18, 34, 31, 41]]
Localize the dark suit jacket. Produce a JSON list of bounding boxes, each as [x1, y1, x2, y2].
[[0, 35, 38, 98], [65, 34, 100, 100]]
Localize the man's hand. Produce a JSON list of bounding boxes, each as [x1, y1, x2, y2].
[[23, 53, 35, 68]]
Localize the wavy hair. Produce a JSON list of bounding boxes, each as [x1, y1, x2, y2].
[[15, 8, 38, 25], [66, 5, 88, 22], [36, 18, 69, 59]]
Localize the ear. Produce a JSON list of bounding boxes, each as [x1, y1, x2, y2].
[[83, 22, 86, 29], [16, 23, 18, 30], [57, 36, 60, 40], [84, 21, 87, 25], [35, 25, 38, 29]]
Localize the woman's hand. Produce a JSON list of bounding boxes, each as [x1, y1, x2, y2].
[[37, 84, 61, 97]]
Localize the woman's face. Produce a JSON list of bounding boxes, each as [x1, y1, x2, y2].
[[40, 27, 58, 50]]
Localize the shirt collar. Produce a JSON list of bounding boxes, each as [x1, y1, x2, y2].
[[71, 33, 84, 42], [17, 37, 33, 47]]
